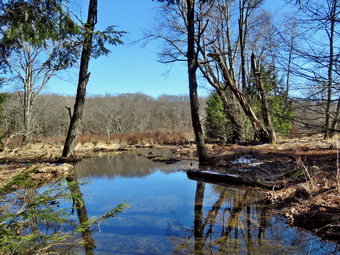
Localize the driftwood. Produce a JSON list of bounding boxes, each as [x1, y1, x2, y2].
[[186, 170, 284, 190]]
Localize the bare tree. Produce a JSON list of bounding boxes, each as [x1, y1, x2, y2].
[[283, 0, 339, 138], [6, 43, 68, 144], [153, 0, 209, 163], [251, 53, 276, 142], [197, 0, 275, 143]]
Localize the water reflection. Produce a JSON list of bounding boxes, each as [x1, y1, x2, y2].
[[72, 152, 338, 255], [76, 152, 197, 180], [66, 174, 96, 255]]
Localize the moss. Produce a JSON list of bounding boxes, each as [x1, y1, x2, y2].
[[290, 169, 303, 178]]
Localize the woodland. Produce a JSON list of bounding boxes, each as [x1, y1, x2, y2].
[[0, 0, 339, 254]]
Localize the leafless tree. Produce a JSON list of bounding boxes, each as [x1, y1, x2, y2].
[[282, 0, 339, 138], [5, 42, 73, 144]]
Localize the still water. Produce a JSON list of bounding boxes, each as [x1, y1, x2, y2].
[[70, 151, 338, 255]]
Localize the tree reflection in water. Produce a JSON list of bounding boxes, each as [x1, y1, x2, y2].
[[72, 152, 338, 254], [174, 183, 275, 255], [66, 174, 96, 255]]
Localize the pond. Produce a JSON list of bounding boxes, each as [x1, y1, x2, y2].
[[64, 151, 339, 255]]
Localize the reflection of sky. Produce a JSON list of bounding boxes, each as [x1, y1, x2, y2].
[[70, 154, 339, 255]]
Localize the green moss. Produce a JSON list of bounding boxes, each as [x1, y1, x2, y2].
[[290, 169, 305, 179]]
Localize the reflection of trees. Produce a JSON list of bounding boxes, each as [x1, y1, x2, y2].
[[189, 184, 271, 254], [194, 181, 205, 254], [66, 174, 95, 255], [76, 152, 197, 180]]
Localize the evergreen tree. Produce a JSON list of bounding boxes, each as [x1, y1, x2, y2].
[[250, 65, 294, 136], [206, 66, 294, 142], [205, 93, 231, 143]]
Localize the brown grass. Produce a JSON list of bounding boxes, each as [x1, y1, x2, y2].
[[2, 132, 195, 149]]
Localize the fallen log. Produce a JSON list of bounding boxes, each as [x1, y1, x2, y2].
[[186, 170, 284, 190]]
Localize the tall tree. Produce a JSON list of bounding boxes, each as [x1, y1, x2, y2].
[[62, 0, 124, 157], [154, 0, 276, 144], [156, 0, 209, 164], [0, 0, 81, 144], [186, 0, 209, 163], [197, 0, 274, 143], [251, 53, 276, 143], [284, 0, 339, 138], [62, 0, 98, 157]]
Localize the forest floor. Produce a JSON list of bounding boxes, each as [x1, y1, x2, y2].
[[0, 134, 339, 243]]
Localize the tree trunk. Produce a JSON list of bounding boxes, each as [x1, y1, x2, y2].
[[251, 53, 276, 143], [214, 52, 271, 143], [62, 0, 97, 157], [194, 181, 205, 253], [22, 60, 33, 145], [330, 96, 340, 138], [324, 1, 336, 139], [66, 174, 96, 254], [186, 0, 209, 164], [22, 103, 31, 145], [238, 0, 247, 91]]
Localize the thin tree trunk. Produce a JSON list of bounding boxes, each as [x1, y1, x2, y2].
[[22, 60, 33, 145], [251, 53, 276, 143], [62, 0, 97, 157], [324, 1, 336, 139], [286, 35, 294, 103], [330, 96, 340, 138], [186, 0, 208, 164], [194, 181, 205, 254], [66, 174, 96, 254], [239, 0, 247, 90]]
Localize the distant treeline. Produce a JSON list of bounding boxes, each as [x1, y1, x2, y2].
[[0, 92, 336, 147], [1, 93, 196, 142]]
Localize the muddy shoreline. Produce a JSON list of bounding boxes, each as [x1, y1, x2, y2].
[[0, 135, 339, 244]]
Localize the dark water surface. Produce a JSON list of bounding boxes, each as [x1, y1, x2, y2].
[[71, 152, 339, 255]]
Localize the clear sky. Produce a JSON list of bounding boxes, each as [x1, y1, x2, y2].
[[42, 0, 286, 98], [44, 0, 195, 98]]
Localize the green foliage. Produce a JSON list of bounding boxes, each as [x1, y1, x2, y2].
[[268, 95, 294, 135], [0, 0, 80, 70], [91, 26, 126, 58], [0, 177, 128, 254], [249, 65, 294, 136], [0, 0, 125, 72], [206, 66, 294, 142], [205, 93, 231, 142]]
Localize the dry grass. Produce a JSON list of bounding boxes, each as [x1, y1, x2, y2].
[[2, 132, 195, 149]]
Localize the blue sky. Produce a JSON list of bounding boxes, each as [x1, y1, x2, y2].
[[44, 0, 194, 97], [42, 0, 286, 98]]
